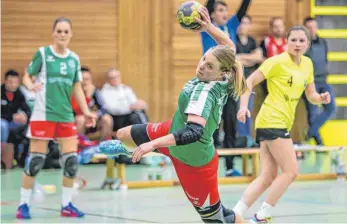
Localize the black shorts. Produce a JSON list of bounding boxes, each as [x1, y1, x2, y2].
[[255, 128, 290, 143], [130, 124, 150, 146]]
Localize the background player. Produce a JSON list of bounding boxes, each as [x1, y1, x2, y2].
[[104, 7, 247, 223], [234, 26, 331, 223], [16, 17, 96, 219]]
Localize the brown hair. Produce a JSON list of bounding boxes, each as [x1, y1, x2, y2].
[[286, 25, 310, 40], [52, 17, 72, 31], [211, 45, 247, 99]]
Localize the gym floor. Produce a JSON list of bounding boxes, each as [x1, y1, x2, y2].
[[1, 156, 347, 223]]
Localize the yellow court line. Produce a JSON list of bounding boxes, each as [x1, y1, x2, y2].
[[317, 30, 347, 38], [328, 52, 347, 62], [327, 75, 347, 84], [336, 97, 347, 107], [312, 6, 347, 16]]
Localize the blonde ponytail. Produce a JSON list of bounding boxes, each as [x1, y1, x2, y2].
[[211, 45, 248, 99], [229, 60, 247, 100]]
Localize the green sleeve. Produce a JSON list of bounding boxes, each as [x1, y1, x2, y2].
[[27, 49, 42, 76], [73, 56, 82, 83]]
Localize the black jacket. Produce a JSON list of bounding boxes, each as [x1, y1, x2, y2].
[[1, 84, 31, 122]]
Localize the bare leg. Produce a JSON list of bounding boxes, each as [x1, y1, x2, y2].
[[22, 139, 48, 189], [116, 125, 138, 149], [58, 138, 79, 207], [263, 138, 298, 205], [253, 138, 298, 220], [233, 142, 277, 216], [58, 138, 78, 188], [19, 139, 48, 209]]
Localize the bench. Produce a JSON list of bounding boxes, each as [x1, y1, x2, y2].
[[92, 145, 347, 189]]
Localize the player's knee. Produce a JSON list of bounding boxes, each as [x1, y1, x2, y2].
[[195, 201, 235, 223], [116, 127, 131, 141], [288, 169, 299, 181], [61, 152, 78, 178], [24, 153, 46, 177]]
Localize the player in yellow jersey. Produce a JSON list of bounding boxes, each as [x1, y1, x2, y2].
[[233, 26, 331, 223]]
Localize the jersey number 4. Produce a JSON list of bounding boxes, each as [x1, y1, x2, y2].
[[287, 76, 293, 87], [60, 62, 67, 75]]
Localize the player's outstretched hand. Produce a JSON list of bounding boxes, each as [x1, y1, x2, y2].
[[320, 92, 331, 104], [84, 111, 97, 128], [132, 142, 155, 163], [194, 7, 211, 32], [237, 106, 251, 124]]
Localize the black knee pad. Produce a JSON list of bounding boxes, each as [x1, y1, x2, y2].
[[195, 201, 236, 223], [61, 152, 78, 178], [24, 153, 46, 176]]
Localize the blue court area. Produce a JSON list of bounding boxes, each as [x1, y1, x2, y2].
[[1, 157, 347, 223]]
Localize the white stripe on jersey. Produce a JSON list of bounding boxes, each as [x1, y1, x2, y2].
[[31, 47, 47, 121], [70, 52, 82, 82], [185, 82, 216, 116]]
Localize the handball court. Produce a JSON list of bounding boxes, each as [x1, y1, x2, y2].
[[1, 158, 347, 223]]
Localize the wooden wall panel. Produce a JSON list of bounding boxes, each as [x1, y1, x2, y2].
[[118, 0, 173, 122], [1, 0, 118, 88]]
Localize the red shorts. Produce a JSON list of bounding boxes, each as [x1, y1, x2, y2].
[[146, 121, 220, 207], [27, 121, 77, 140]]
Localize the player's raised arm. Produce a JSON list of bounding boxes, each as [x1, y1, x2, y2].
[[195, 7, 236, 51]]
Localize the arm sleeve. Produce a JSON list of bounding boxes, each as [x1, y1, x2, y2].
[[236, 0, 252, 21], [185, 83, 215, 120], [27, 49, 42, 76], [205, 0, 215, 15], [73, 56, 82, 83], [258, 57, 277, 79]]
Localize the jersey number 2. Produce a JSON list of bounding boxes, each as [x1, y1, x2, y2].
[[60, 62, 67, 75], [287, 76, 293, 87]]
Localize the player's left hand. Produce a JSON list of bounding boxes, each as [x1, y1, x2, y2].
[[132, 142, 155, 163], [84, 111, 97, 128], [320, 92, 331, 104], [194, 7, 211, 32]]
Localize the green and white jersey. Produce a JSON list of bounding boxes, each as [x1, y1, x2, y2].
[[169, 77, 230, 167], [27, 46, 82, 122]]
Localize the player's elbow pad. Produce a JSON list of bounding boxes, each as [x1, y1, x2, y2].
[[173, 122, 204, 146]]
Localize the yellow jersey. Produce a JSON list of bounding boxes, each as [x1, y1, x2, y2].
[[255, 51, 314, 131]]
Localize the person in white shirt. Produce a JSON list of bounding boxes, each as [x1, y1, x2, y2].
[[101, 68, 148, 132]]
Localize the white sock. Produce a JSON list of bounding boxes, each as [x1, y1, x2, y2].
[[256, 202, 274, 219], [62, 187, 74, 207], [233, 201, 248, 217], [20, 188, 32, 206]]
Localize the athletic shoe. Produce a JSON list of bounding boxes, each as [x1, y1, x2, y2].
[[249, 214, 271, 223], [16, 203, 31, 219], [61, 202, 85, 217]]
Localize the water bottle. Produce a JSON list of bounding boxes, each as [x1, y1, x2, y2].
[[336, 149, 346, 182]]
